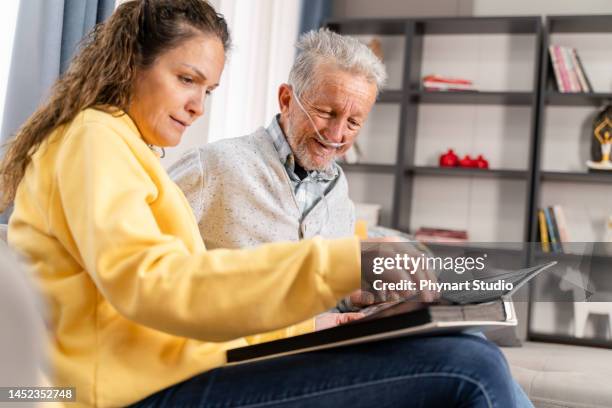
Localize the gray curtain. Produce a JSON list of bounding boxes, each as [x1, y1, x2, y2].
[[299, 0, 333, 34], [0, 0, 114, 223]]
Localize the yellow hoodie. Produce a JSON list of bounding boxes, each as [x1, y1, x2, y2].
[[8, 108, 360, 407]]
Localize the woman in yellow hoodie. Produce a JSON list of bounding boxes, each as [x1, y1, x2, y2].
[[0, 1, 520, 407]]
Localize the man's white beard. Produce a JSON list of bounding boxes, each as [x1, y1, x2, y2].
[[286, 119, 335, 171]]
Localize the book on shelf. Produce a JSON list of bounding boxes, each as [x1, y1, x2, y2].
[[415, 227, 468, 243], [548, 206, 563, 252], [422, 74, 475, 92], [537, 205, 570, 253], [549, 45, 592, 93], [549, 45, 566, 92], [552, 205, 570, 250], [226, 262, 557, 364], [538, 209, 550, 253], [571, 48, 592, 93], [562, 46, 582, 92], [543, 207, 561, 253]]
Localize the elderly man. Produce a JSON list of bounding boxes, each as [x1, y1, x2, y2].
[[169, 28, 381, 251]]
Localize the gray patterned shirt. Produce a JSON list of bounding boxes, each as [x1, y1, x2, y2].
[[266, 115, 340, 221]]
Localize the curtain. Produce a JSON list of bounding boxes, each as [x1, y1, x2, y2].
[[0, 0, 114, 222], [299, 0, 332, 34], [202, 0, 302, 146]]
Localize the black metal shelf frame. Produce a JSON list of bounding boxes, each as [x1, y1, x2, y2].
[[326, 15, 612, 249]]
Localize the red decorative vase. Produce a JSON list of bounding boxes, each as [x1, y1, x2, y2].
[[459, 154, 476, 168], [439, 149, 459, 167], [475, 154, 489, 169]]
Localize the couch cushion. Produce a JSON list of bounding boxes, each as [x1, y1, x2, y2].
[[503, 341, 612, 408]]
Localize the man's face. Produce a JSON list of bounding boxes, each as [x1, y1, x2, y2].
[[279, 66, 377, 171]]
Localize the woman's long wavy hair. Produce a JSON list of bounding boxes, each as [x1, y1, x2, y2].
[[0, 0, 230, 211]]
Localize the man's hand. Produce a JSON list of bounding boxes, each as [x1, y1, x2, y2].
[[336, 289, 376, 312], [361, 238, 439, 303], [315, 312, 365, 331]]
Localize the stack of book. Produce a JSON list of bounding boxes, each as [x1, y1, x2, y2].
[[549, 45, 592, 93], [415, 227, 468, 243], [537, 205, 570, 253], [422, 75, 475, 92]]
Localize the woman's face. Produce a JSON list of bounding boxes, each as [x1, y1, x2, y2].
[[129, 34, 225, 147]]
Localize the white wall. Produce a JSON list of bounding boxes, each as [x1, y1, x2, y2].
[[471, 0, 612, 16], [332, 0, 473, 18], [332, 0, 612, 18]]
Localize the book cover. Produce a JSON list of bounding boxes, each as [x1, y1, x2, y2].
[[570, 48, 589, 92], [543, 207, 560, 253], [552, 45, 572, 93], [548, 206, 563, 253], [538, 209, 550, 253], [561, 46, 581, 92], [553, 205, 570, 250], [422, 74, 475, 92], [549, 45, 565, 92], [227, 300, 513, 364], [572, 49, 593, 92]]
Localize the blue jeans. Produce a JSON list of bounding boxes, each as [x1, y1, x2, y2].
[[131, 334, 530, 407]]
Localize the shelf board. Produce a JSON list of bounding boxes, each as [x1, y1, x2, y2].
[[407, 166, 527, 179], [410, 90, 533, 105], [377, 90, 403, 103], [545, 91, 612, 106], [541, 171, 612, 183], [548, 15, 612, 34], [340, 163, 396, 174], [391, 235, 530, 256], [534, 250, 612, 263], [415, 16, 540, 35], [325, 19, 407, 35], [425, 242, 529, 256]]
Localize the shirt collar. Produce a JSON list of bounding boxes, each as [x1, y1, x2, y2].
[[266, 115, 339, 181]]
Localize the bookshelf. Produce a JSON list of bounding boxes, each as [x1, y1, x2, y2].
[[530, 14, 612, 244], [528, 15, 612, 348], [328, 16, 543, 242], [327, 15, 612, 244], [327, 15, 612, 347]]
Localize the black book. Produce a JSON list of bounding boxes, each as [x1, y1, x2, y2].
[[227, 261, 556, 364], [573, 49, 593, 92], [547, 206, 563, 253]]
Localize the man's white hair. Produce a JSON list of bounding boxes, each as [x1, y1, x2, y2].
[[289, 28, 387, 97]]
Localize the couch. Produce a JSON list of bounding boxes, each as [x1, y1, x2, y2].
[[503, 342, 612, 407]]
